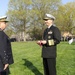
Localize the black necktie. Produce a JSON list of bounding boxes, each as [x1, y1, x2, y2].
[[46, 28, 49, 32]]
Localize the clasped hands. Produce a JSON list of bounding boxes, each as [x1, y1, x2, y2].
[[37, 40, 47, 46]]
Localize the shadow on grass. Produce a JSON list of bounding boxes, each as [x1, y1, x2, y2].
[[22, 59, 43, 75]]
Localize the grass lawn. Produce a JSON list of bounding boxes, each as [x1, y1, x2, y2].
[[9, 41, 75, 75]]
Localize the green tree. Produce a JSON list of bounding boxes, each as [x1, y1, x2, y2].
[[7, 0, 32, 41], [7, 0, 61, 40], [28, 0, 61, 39], [55, 2, 75, 34]]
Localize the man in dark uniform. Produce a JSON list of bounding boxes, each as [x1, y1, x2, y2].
[[37, 14, 61, 75], [0, 16, 14, 75]]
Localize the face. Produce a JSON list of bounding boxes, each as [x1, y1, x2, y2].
[[44, 19, 53, 27], [0, 21, 7, 30]]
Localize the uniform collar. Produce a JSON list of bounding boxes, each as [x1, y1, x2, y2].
[[0, 28, 2, 31], [48, 24, 53, 28]]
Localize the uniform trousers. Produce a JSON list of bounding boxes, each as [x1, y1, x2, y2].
[[43, 58, 56, 75], [0, 67, 10, 75], [0, 71, 6, 75]]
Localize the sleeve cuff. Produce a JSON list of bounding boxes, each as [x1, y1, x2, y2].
[[48, 39, 54, 46]]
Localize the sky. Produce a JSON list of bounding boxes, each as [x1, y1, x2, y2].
[[0, 0, 74, 17], [62, 0, 74, 4], [0, 0, 9, 16]]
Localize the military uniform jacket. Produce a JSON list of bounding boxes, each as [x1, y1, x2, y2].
[[42, 25, 61, 58], [0, 30, 14, 72]]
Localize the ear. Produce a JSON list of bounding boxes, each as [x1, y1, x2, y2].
[[0, 22, 1, 25]]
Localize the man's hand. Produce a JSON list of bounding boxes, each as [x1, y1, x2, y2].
[[37, 40, 42, 46], [41, 40, 47, 44], [4, 64, 9, 70], [37, 40, 47, 46]]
